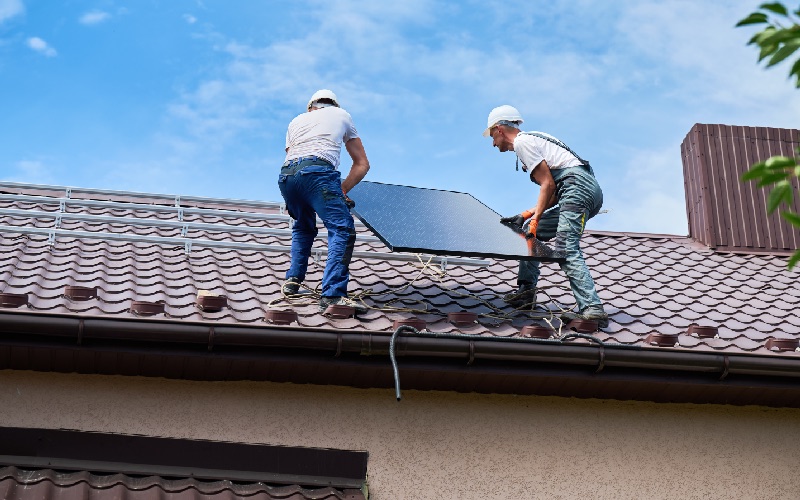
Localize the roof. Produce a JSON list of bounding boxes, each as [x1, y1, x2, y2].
[[0, 426, 368, 500], [0, 181, 799, 406], [0, 468, 365, 500]]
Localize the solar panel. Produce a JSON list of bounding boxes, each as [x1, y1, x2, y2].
[[348, 181, 566, 262]]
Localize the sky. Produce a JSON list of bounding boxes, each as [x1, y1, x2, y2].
[[1, 0, 798, 236]]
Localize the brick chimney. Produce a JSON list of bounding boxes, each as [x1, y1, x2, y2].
[[681, 124, 800, 255]]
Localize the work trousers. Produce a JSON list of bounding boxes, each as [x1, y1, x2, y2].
[[518, 165, 603, 311], [278, 157, 356, 298]]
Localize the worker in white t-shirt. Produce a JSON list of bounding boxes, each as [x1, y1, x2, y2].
[[279, 89, 370, 313], [484, 105, 608, 329]]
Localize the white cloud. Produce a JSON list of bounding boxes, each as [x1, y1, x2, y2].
[[0, 0, 23, 24], [183, 14, 197, 24], [27, 37, 57, 57], [79, 10, 111, 25], [593, 145, 689, 235], [4, 160, 55, 184]]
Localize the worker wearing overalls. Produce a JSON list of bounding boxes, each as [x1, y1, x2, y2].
[[279, 89, 370, 312], [484, 105, 608, 328]]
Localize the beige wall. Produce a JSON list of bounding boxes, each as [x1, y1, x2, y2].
[[0, 370, 798, 500]]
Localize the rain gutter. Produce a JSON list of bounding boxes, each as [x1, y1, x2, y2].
[[0, 310, 797, 381]]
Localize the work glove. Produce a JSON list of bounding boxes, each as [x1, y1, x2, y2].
[[344, 194, 356, 209], [525, 219, 539, 240], [500, 214, 525, 228]]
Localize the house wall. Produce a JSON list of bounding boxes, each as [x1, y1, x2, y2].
[[1, 370, 798, 500]]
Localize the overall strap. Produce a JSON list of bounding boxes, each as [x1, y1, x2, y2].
[[520, 132, 589, 166]]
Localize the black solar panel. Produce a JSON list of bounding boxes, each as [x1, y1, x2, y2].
[[348, 181, 565, 262]]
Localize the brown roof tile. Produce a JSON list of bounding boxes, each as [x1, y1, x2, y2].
[[0, 183, 798, 359]]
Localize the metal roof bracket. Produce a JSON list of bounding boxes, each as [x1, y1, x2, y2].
[[181, 224, 188, 237], [177, 208, 184, 222], [719, 355, 730, 381], [46, 231, 56, 246], [335, 333, 343, 358], [439, 257, 448, 272], [59, 200, 66, 213], [174, 195, 181, 207], [595, 345, 606, 374], [184, 242, 193, 254], [64, 188, 72, 199], [54, 214, 62, 229], [313, 249, 323, 265]]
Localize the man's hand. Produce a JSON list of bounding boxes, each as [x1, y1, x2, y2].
[[525, 219, 539, 240], [344, 194, 355, 209], [500, 214, 525, 228]]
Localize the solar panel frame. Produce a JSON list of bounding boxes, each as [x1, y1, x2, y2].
[[348, 181, 566, 262]]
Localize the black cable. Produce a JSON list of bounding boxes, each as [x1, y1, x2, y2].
[[389, 325, 419, 401]]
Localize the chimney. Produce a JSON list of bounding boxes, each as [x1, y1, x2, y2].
[[681, 124, 800, 255]]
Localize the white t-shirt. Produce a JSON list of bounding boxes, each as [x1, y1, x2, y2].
[[284, 107, 359, 168], [513, 131, 583, 171]]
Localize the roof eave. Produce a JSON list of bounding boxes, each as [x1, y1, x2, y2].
[[1, 310, 799, 407]]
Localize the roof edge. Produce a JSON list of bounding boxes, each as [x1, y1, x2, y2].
[[1, 311, 800, 406]]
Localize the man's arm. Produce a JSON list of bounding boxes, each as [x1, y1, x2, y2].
[[529, 159, 557, 223], [341, 137, 370, 194]]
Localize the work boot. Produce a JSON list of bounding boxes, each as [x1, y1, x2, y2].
[[319, 296, 368, 315], [561, 305, 609, 329], [282, 277, 301, 296], [503, 284, 537, 309]]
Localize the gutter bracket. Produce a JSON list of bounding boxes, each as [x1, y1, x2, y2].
[[207, 327, 215, 352], [335, 333, 343, 358], [361, 334, 372, 356], [77, 319, 84, 346], [595, 345, 605, 374], [720, 355, 730, 381], [467, 340, 475, 365]]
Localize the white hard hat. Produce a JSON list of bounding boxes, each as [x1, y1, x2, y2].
[[307, 89, 340, 110], [482, 105, 524, 137]]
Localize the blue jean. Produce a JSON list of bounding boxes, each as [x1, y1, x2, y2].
[[278, 158, 356, 298], [518, 165, 603, 311]]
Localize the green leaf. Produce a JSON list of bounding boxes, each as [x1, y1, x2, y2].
[[788, 249, 800, 270], [758, 29, 800, 47], [767, 42, 800, 67], [766, 181, 793, 212], [741, 163, 768, 180], [781, 211, 800, 226], [749, 26, 777, 45], [757, 171, 790, 186], [794, 164, 800, 177], [759, 2, 789, 16], [790, 57, 800, 79], [759, 43, 779, 62], [765, 155, 795, 169], [737, 12, 770, 26]]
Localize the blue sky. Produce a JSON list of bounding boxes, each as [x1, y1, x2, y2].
[[1, 0, 798, 235]]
